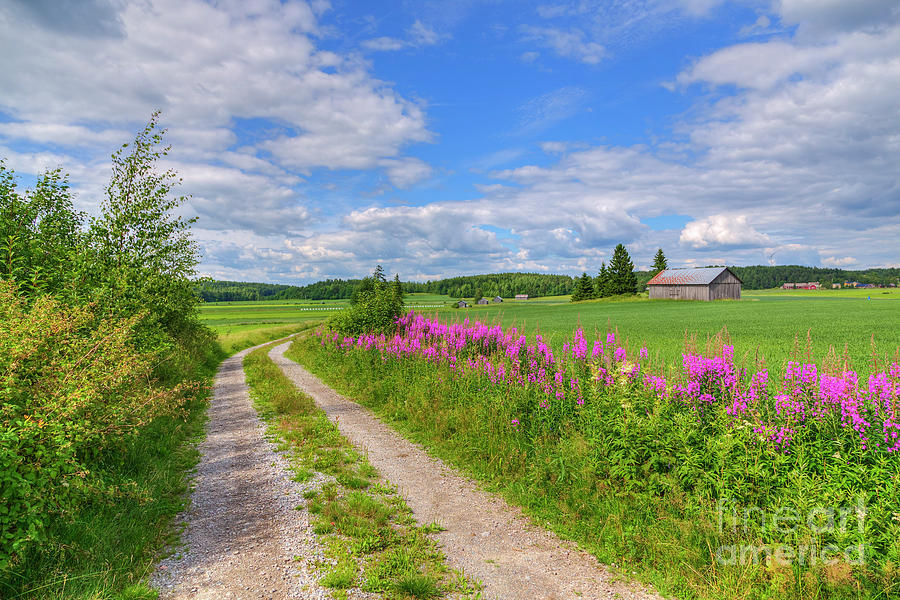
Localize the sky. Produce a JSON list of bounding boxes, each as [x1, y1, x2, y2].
[[1, 0, 898, 283]]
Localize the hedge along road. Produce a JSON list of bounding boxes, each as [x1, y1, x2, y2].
[[269, 340, 662, 600]]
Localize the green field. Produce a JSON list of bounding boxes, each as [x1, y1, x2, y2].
[[204, 289, 900, 376], [435, 291, 900, 375], [199, 293, 453, 334]]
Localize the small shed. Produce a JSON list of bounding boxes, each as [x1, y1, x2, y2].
[[456, 300, 469, 308], [477, 298, 489, 305], [493, 296, 503, 303], [647, 267, 742, 301], [514, 294, 528, 301]]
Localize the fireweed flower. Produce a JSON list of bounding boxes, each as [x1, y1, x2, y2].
[[319, 311, 900, 454]]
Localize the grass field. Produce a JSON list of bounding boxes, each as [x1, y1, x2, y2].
[[201, 289, 900, 374], [199, 293, 448, 335], [427, 291, 900, 375], [291, 287, 900, 600]]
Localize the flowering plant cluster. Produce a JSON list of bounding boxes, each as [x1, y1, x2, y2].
[[321, 312, 900, 455]]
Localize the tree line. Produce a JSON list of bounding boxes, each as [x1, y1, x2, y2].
[[194, 272, 576, 301], [729, 265, 900, 289], [194, 257, 900, 305]]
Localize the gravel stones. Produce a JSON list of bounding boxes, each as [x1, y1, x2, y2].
[[151, 345, 327, 600]]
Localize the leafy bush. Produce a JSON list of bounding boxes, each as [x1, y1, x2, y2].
[[0, 112, 214, 577], [329, 266, 403, 336], [0, 282, 193, 564]]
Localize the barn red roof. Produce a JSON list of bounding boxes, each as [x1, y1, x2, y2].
[[647, 266, 741, 286]]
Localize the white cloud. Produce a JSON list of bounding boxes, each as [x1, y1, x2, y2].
[[520, 25, 606, 65], [0, 0, 433, 229], [680, 214, 772, 249], [408, 20, 445, 46], [0, 122, 132, 147], [778, 0, 900, 37], [362, 36, 406, 51], [379, 157, 433, 188], [517, 87, 589, 134], [361, 19, 447, 52], [822, 256, 857, 267]]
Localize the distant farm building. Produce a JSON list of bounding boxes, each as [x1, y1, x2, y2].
[[515, 294, 529, 301], [648, 267, 742, 301], [457, 300, 469, 308], [477, 298, 490, 305], [493, 296, 503, 303], [782, 282, 820, 290]]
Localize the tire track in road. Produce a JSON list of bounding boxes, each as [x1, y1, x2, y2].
[[270, 341, 663, 600]]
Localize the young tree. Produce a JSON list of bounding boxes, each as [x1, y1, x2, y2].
[[595, 262, 610, 298], [652, 248, 668, 275], [473, 286, 483, 304], [0, 163, 85, 298], [570, 272, 595, 302], [608, 244, 638, 295], [87, 111, 201, 345], [332, 267, 404, 335]]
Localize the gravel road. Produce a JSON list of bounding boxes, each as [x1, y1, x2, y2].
[[151, 342, 327, 600], [270, 341, 664, 600]]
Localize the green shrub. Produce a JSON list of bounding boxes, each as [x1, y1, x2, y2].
[[0, 281, 192, 566], [328, 266, 403, 336]]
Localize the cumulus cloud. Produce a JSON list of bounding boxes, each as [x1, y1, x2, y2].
[[3, 0, 899, 282], [778, 0, 900, 37], [0, 0, 432, 234], [822, 256, 858, 267], [680, 215, 772, 249], [379, 158, 433, 188]]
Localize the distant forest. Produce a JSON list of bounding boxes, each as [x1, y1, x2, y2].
[[194, 265, 900, 302]]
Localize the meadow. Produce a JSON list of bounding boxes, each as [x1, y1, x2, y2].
[[291, 289, 900, 600], [208, 290, 900, 377]]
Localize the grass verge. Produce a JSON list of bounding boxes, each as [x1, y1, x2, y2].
[[0, 323, 319, 600], [287, 334, 898, 600], [243, 338, 481, 600]]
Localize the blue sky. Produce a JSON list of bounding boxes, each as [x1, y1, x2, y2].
[[1, 0, 898, 283]]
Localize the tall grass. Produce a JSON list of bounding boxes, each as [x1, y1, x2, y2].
[[289, 316, 900, 600]]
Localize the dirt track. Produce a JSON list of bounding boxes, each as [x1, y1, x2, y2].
[[151, 343, 327, 600], [270, 340, 662, 600]]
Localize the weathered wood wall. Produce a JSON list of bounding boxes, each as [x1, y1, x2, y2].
[[648, 285, 710, 300], [649, 269, 741, 301]]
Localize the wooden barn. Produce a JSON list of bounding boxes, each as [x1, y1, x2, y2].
[[647, 267, 742, 301]]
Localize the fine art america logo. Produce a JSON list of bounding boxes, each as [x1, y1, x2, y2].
[[715, 498, 868, 566]]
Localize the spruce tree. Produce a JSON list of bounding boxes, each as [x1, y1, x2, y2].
[[608, 244, 638, 295], [570, 272, 595, 302], [652, 248, 668, 275], [372, 264, 386, 285], [596, 262, 610, 298]]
